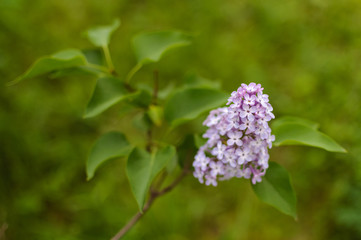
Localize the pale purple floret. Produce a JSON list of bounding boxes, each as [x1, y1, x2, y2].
[[239, 118, 255, 132], [211, 141, 227, 160], [240, 104, 256, 121], [235, 147, 252, 165], [205, 175, 218, 186], [222, 149, 238, 167], [227, 131, 243, 146], [193, 82, 275, 186], [243, 94, 257, 106], [209, 161, 225, 177], [193, 150, 210, 171]]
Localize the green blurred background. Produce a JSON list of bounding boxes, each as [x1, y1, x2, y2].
[[1, 0, 361, 239]]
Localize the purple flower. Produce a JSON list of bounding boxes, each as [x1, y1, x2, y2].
[[252, 104, 265, 118], [228, 107, 241, 119], [211, 142, 226, 160], [193, 169, 204, 184], [240, 104, 256, 121], [209, 161, 225, 177], [251, 167, 265, 184], [222, 149, 238, 167], [226, 119, 240, 131], [193, 82, 275, 186], [244, 93, 257, 106], [227, 131, 243, 146], [235, 147, 252, 165], [193, 151, 210, 171], [205, 175, 218, 186], [257, 92, 269, 107], [239, 118, 255, 132]]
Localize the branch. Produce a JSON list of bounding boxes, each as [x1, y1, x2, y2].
[[152, 70, 159, 105], [110, 198, 154, 240], [110, 169, 189, 240], [157, 169, 189, 196]]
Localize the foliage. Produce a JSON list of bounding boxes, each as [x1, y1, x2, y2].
[[1, 1, 358, 239], [252, 162, 297, 219], [11, 18, 345, 223]]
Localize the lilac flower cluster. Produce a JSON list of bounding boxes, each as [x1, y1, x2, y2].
[[193, 83, 275, 186]]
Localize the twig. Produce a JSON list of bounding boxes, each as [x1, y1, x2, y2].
[[110, 198, 154, 240], [146, 129, 152, 152], [110, 170, 189, 240], [157, 170, 189, 196], [152, 70, 159, 105], [151, 171, 167, 192]]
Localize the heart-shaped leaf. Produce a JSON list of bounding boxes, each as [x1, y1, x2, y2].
[[85, 19, 120, 47], [126, 31, 192, 82], [183, 74, 221, 89], [126, 146, 176, 211], [49, 49, 108, 78], [9, 49, 87, 85], [252, 162, 297, 219], [133, 30, 192, 64], [126, 89, 153, 108], [164, 87, 228, 127], [82, 48, 107, 66], [272, 119, 346, 153], [87, 132, 132, 180], [84, 77, 134, 118]]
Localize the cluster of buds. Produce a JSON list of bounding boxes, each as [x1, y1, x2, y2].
[[193, 83, 275, 186]]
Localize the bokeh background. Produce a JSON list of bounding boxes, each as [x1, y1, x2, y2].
[[1, 0, 361, 239]]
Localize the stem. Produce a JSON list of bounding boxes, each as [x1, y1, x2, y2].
[[86, 63, 110, 73], [110, 199, 154, 240], [102, 45, 115, 73], [110, 170, 189, 240], [152, 70, 159, 105], [157, 170, 188, 195], [146, 129, 152, 152], [151, 171, 167, 191], [125, 63, 142, 83]]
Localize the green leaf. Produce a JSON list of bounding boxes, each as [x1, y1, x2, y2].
[[48, 49, 108, 79], [126, 31, 192, 82], [85, 19, 120, 47], [166, 153, 179, 174], [164, 87, 228, 127], [158, 82, 176, 100], [147, 105, 163, 126], [272, 121, 347, 153], [272, 116, 319, 130], [132, 112, 152, 131], [9, 49, 87, 85], [252, 162, 297, 219], [49, 66, 105, 79], [126, 146, 176, 211], [87, 132, 132, 180], [84, 77, 134, 118], [82, 48, 107, 66], [132, 30, 192, 64], [183, 74, 221, 89], [127, 89, 153, 108]]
